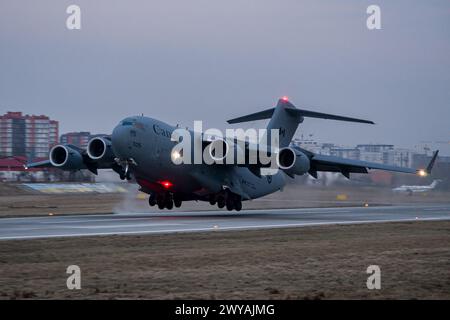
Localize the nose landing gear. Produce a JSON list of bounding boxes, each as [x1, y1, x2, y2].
[[113, 158, 136, 181]]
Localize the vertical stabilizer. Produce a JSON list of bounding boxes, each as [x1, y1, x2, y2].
[[265, 97, 303, 148]]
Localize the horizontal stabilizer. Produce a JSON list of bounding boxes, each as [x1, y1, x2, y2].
[[285, 108, 374, 124], [227, 99, 374, 125], [227, 108, 275, 124]]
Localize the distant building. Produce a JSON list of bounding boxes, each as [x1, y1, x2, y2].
[[330, 147, 360, 160], [292, 138, 333, 155], [60, 131, 91, 148], [387, 148, 412, 167], [356, 144, 394, 153], [0, 111, 59, 158], [59, 132, 108, 148], [356, 144, 392, 165], [292, 138, 418, 168], [355, 145, 413, 167]]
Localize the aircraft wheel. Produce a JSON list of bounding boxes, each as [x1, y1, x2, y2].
[[148, 194, 156, 207], [165, 199, 174, 210], [217, 196, 226, 209], [209, 198, 216, 205], [234, 200, 242, 211], [156, 195, 165, 209], [174, 199, 182, 208], [226, 198, 234, 211]]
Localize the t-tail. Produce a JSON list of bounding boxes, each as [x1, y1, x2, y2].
[[430, 180, 440, 189], [227, 97, 375, 148]]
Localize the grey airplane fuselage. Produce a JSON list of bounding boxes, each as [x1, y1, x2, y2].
[[111, 116, 285, 200]]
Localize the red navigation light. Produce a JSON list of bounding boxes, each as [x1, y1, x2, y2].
[[281, 96, 289, 102], [161, 180, 172, 189]]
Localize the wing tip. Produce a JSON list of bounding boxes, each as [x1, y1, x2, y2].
[[426, 150, 439, 174]]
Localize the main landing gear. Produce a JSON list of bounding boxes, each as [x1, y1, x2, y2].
[[209, 190, 242, 211], [148, 193, 182, 210]]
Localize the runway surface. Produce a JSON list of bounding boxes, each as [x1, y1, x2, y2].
[[1, 204, 450, 240]]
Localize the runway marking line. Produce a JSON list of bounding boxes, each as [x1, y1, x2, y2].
[[2, 204, 449, 222], [67, 223, 184, 229], [43, 217, 160, 224], [0, 216, 449, 241]]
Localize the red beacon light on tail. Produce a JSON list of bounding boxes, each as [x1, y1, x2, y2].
[[281, 96, 289, 102]]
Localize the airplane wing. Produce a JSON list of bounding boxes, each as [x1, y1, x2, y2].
[[201, 133, 274, 160], [24, 140, 118, 175], [301, 149, 439, 179], [200, 133, 439, 179], [24, 160, 52, 169]]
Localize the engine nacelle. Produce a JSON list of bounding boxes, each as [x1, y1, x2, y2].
[[205, 138, 268, 165], [205, 138, 230, 162], [49, 145, 86, 170], [276, 147, 310, 175], [87, 137, 115, 164]]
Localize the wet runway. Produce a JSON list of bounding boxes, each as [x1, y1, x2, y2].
[[1, 204, 449, 240]]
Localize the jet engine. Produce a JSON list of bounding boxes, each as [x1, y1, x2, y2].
[[87, 137, 115, 164], [49, 145, 85, 170], [204, 138, 273, 166], [205, 138, 232, 163], [276, 147, 310, 175]]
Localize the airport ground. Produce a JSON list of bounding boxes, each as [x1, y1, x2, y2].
[[1, 182, 450, 217], [0, 220, 449, 299], [0, 182, 449, 299]]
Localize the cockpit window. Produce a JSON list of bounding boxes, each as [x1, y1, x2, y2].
[[122, 120, 134, 126]]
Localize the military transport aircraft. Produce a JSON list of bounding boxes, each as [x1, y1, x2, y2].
[[26, 97, 439, 211]]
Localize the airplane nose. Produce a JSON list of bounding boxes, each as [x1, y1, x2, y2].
[[111, 123, 130, 158]]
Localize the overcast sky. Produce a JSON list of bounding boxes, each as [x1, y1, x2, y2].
[[1, 0, 449, 154]]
